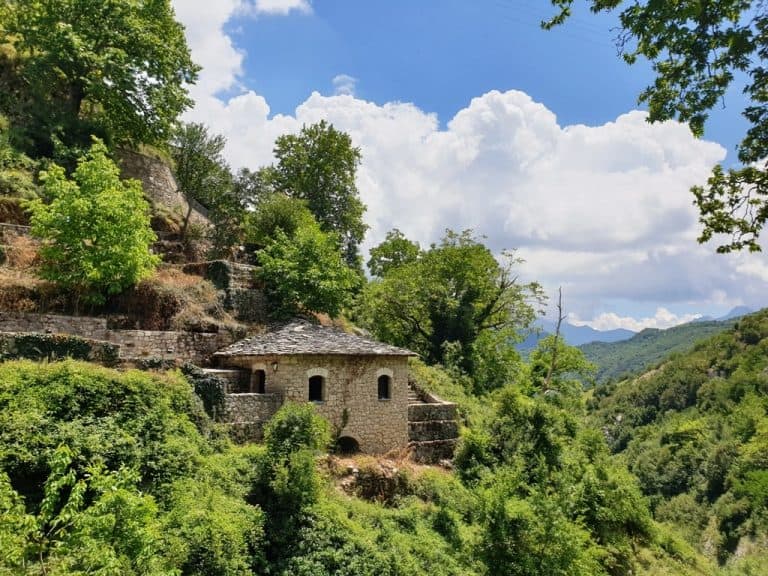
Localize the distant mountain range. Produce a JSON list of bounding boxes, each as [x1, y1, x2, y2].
[[578, 306, 756, 384], [518, 306, 754, 354]]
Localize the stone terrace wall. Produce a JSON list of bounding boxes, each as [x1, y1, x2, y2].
[[223, 393, 283, 442], [112, 330, 232, 365], [408, 390, 459, 464], [117, 149, 210, 229], [0, 311, 232, 365], [0, 311, 109, 340], [183, 260, 268, 323]]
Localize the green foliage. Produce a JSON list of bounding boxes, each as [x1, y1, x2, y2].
[[529, 334, 596, 398], [181, 363, 227, 421], [0, 114, 37, 199], [546, 1, 768, 252], [367, 228, 421, 277], [0, 360, 208, 504], [245, 193, 316, 247], [26, 139, 160, 304], [263, 402, 331, 460], [580, 319, 736, 384], [268, 120, 367, 268], [357, 229, 543, 379], [1, 0, 199, 155], [454, 385, 653, 575], [257, 220, 360, 318], [590, 309, 768, 564], [170, 122, 243, 253]]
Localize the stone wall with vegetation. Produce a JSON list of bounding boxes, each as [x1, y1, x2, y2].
[[220, 353, 410, 454], [0, 332, 120, 365], [117, 149, 209, 229], [0, 311, 232, 364], [408, 391, 459, 464], [183, 260, 268, 323]]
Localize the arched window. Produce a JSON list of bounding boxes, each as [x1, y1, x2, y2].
[[308, 375, 324, 402], [252, 369, 266, 394], [377, 374, 391, 400]]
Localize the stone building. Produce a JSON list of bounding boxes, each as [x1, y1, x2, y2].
[[213, 320, 416, 454]]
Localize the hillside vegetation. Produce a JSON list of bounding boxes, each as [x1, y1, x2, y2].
[[589, 310, 768, 572], [580, 319, 736, 384]]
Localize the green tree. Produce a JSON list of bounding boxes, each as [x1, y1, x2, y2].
[[367, 228, 421, 277], [546, 1, 768, 252], [170, 123, 238, 249], [27, 139, 159, 304], [0, 0, 199, 155], [268, 121, 367, 268], [528, 335, 596, 398], [257, 218, 360, 318], [245, 194, 316, 249], [358, 230, 543, 375]]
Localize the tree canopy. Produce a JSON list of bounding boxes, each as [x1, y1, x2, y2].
[[256, 208, 360, 318], [266, 121, 367, 269], [26, 139, 159, 304], [546, 0, 768, 253], [0, 0, 198, 156], [357, 230, 543, 376]]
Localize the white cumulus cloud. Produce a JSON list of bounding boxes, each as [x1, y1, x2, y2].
[[569, 308, 702, 331], [172, 2, 768, 322], [247, 0, 312, 16], [332, 74, 358, 96]]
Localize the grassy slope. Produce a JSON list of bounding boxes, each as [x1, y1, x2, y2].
[[580, 319, 736, 384]]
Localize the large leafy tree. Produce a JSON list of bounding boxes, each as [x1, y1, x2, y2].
[[256, 203, 360, 318], [0, 0, 198, 155], [546, 1, 768, 253], [27, 139, 160, 304], [170, 123, 239, 250], [357, 229, 543, 375], [267, 121, 367, 268]]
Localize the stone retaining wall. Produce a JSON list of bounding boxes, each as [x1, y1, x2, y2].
[[183, 260, 268, 323], [0, 311, 232, 365], [0, 311, 109, 340], [117, 149, 210, 229], [408, 389, 459, 464], [223, 393, 283, 442], [0, 332, 120, 366]]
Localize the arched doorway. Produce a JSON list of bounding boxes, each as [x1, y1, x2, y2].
[[335, 435, 360, 455]]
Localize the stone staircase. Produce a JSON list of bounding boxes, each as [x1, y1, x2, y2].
[[407, 383, 459, 463]]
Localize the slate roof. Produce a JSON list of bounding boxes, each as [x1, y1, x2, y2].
[[214, 319, 416, 357]]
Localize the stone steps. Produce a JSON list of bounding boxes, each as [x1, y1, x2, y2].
[[409, 439, 458, 464]]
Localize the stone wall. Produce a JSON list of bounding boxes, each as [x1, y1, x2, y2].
[[0, 311, 109, 340], [117, 149, 210, 229], [224, 392, 282, 423], [0, 223, 31, 243], [0, 311, 231, 365], [111, 329, 231, 365], [0, 332, 120, 365], [183, 260, 268, 323], [408, 391, 459, 464], [220, 354, 410, 454]]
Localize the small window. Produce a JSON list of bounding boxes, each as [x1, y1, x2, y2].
[[308, 375, 324, 402], [377, 375, 391, 400], [252, 369, 266, 394]]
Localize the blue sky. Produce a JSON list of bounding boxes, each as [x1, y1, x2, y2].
[[174, 0, 766, 330]]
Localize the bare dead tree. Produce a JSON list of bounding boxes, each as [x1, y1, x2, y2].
[[544, 287, 565, 391]]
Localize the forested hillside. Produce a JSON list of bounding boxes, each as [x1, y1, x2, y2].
[[580, 319, 737, 384], [1, 1, 767, 574], [589, 310, 768, 572]]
